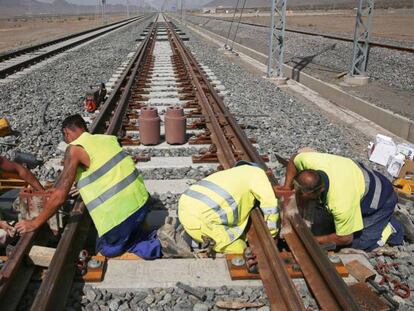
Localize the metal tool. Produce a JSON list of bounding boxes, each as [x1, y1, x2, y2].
[[346, 260, 400, 310], [275, 153, 288, 167], [176, 282, 206, 301]]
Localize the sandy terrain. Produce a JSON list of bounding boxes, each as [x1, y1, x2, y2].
[[199, 9, 414, 43], [0, 14, 128, 54]]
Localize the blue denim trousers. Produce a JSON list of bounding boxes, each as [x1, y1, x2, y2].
[[96, 202, 161, 259], [352, 192, 404, 251]]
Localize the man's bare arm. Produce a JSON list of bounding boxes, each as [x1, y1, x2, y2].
[[15, 146, 81, 233], [315, 233, 353, 246], [282, 155, 298, 189], [0, 156, 44, 191]]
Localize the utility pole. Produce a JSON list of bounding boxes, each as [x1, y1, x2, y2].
[[126, 0, 130, 18], [267, 0, 288, 83], [181, 0, 186, 23], [345, 0, 375, 86], [101, 0, 106, 25]]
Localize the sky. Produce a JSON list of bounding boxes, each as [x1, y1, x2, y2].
[[38, 0, 209, 7]]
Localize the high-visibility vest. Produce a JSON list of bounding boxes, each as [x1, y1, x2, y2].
[[294, 152, 365, 235], [70, 132, 148, 237], [178, 165, 279, 253]]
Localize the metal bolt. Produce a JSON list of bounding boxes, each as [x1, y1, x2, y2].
[[231, 256, 245, 267], [87, 259, 102, 269]]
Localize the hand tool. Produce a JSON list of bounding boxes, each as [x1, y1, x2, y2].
[[346, 259, 399, 310]]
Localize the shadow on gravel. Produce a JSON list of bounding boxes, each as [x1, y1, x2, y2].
[[290, 43, 337, 81]]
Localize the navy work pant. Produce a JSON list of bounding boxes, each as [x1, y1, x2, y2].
[[96, 202, 161, 259], [352, 192, 404, 251]]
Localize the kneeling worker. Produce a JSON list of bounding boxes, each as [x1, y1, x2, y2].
[[178, 162, 279, 254], [15, 114, 160, 259], [283, 151, 404, 251]]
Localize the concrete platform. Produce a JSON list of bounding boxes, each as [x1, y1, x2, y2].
[[89, 253, 372, 290], [144, 179, 195, 194], [125, 141, 209, 151], [90, 258, 263, 289], [136, 157, 217, 170]]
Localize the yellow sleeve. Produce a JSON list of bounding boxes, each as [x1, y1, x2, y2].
[[249, 168, 279, 237]]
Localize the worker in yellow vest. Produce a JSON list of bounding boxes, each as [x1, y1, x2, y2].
[[282, 151, 404, 251], [178, 161, 279, 255], [15, 114, 160, 259]]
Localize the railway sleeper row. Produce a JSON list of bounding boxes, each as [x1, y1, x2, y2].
[[0, 14, 388, 311]]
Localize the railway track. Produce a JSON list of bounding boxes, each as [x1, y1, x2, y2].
[[194, 15, 414, 53], [0, 15, 152, 80], [0, 13, 364, 310]]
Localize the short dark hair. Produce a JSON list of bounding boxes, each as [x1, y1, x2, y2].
[[293, 169, 323, 193], [62, 114, 88, 132]]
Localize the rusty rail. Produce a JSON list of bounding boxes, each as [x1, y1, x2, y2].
[[1, 14, 362, 311], [167, 20, 304, 310], [0, 18, 158, 311], [166, 17, 361, 310]]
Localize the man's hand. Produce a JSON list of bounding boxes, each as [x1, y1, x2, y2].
[[15, 219, 40, 234], [244, 247, 258, 273], [0, 221, 16, 237]]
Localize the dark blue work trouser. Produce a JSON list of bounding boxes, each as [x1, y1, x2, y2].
[[352, 192, 404, 251], [96, 202, 161, 259]]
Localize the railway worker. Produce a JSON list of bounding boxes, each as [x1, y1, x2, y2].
[[0, 156, 44, 245], [15, 114, 161, 259], [176, 161, 279, 255], [281, 150, 404, 251]]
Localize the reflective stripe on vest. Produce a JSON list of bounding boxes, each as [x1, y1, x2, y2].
[[355, 162, 382, 209], [77, 151, 128, 189], [197, 180, 239, 225], [85, 169, 140, 212], [183, 188, 240, 242]]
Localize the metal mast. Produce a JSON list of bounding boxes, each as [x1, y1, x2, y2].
[[349, 0, 375, 77], [267, 0, 288, 79]]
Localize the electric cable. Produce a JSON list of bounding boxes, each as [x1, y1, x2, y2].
[[230, 0, 247, 51], [224, 0, 240, 49]]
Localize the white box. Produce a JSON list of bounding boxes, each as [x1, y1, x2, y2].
[[397, 143, 414, 160], [387, 153, 405, 177], [369, 134, 397, 166]]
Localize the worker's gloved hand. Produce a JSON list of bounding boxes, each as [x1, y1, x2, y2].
[[244, 247, 258, 274]]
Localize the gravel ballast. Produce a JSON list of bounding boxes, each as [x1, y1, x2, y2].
[[0, 17, 152, 180], [179, 21, 414, 309], [184, 15, 414, 118], [4, 15, 414, 310]]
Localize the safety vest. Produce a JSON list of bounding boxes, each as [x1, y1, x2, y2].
[[178, 165, 279, 253], [70, 132, 148, 237], [294, 152, 365, 235]]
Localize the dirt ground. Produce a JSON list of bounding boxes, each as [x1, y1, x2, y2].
[[0, 14, 127, 54], [200, 9, 414, 43]]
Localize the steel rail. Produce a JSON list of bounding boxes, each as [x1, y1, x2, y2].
[[0, 16, 143, 63], [0, 17, 158, 311], [166, 17, 361, 310], [193, 15, 414, 53], [166, 20, 304, 311], [0, 15, 149, 79], [29, 20, 158, 311]]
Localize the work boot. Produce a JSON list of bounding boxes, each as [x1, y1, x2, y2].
[[157, 217, 193, 258], [394, 207, 414, 244]]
